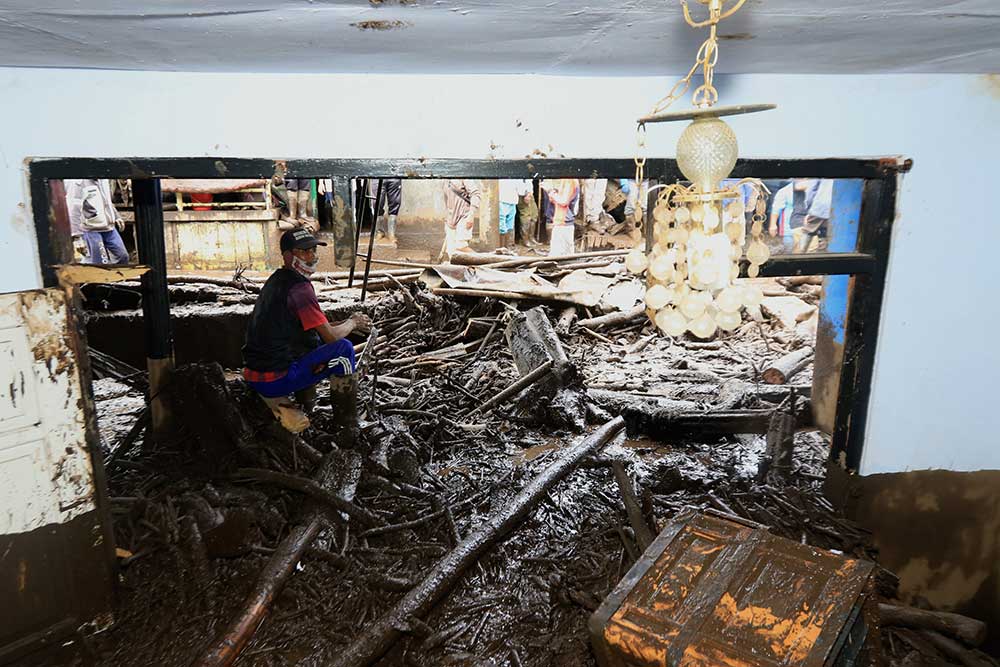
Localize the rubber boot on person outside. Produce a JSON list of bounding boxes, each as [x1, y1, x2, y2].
[[386, 214, 398, 247], [522, 218, 540, 248]]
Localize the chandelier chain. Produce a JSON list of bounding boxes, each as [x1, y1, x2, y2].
[[635, 0, 745, 177]]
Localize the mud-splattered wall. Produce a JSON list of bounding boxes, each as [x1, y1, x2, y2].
[[850, 470, 1000, 654]]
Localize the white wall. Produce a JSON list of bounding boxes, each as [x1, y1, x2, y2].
[[1, 69, 998, 474]]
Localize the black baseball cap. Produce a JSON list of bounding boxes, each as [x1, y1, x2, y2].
[[280, 229, 328, 252]]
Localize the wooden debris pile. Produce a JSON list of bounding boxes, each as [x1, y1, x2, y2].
[[87, 278, 996, 667]]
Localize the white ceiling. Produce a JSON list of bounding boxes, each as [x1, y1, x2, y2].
[[1, 0, 998, 75]]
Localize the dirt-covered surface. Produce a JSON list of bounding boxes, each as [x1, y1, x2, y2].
[[82, 275, 989, 667]]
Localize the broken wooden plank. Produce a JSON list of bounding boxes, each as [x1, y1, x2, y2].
[[324, 416, 626, 667], [56, 263, 150, 286]]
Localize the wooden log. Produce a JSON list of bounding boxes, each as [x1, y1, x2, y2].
[[487, 249, 628, 270], [316, 273, 421, 292], [349, 255, 440, 271], [193, 450, 362, 667], [588, 390, 812, 438], [555, 306, 578, 334], [611, 461, 654, 551], [586, 389, 698, 416], [780, 275, 823, 287], [432, 287, 581, 305], [880, 603, 988, 647], [506, 306, 587, 430], [467, 360, 554, 417], [233, 468, 379, 528], [921, 630, 998, 667], [166, 275, 261, 292], [762, 346, 813, 385], [448, 251, 511, 266], [576, 306, 645, 331], [324, 417, 626, 667], [758, 410, 796, 481]]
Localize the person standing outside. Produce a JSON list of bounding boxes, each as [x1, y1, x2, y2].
[[516, 179, 541, 247], [542, 179, 579, 255], [67, 178, 130, 265], [583, 178, 608, 228], [497, 179, 527, 250], [443, 179, 481, 258], [769, 179, 831, 252], [373, 178, 403, 247]]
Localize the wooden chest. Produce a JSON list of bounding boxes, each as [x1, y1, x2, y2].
[[590, 509, 877, 667]]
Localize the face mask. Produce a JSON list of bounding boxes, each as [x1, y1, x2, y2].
[[291, 255, 318, 277]]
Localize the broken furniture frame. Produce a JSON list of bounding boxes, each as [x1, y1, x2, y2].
[[28, 155, 905, 472]]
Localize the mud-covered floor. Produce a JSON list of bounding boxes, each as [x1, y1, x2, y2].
[[82, 273, 990, 667]]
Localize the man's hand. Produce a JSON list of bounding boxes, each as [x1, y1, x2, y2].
[[115, 218, 126, 232], [769, 223, 778, 236], [349, 312, 372, 333]]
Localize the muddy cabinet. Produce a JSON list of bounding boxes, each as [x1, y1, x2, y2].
[[590, 510, 877, 667], [0, 289, 113, 664]]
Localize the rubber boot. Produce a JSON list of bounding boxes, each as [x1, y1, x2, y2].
[[297, 190, 316, 227], [329, 374, 359, 448], [386, 214, 398, 247], [522, 218, 540, 247]]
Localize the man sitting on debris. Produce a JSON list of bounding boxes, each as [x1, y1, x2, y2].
[[242, 229, 371, 433]]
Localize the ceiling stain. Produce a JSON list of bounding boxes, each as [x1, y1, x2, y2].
[[351, 20, 411, 31], [981, 74, 1000, 100]]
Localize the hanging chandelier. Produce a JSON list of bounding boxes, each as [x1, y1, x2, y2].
[[624, 0, 776, 339]]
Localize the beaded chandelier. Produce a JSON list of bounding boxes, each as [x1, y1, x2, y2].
[[625, 0, 776, 339]]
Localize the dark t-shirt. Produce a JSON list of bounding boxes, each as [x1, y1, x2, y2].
[[788, 188, 809, 230]]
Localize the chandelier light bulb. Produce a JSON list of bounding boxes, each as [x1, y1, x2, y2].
[[716, 309, 742, 331], [715, 286, 742, 313], [746, 240, 770, 266], [645, 284, 672, 310], [742, 284, 764, 308], [625, 248, 649, 274], [679, 291, 708, 319], [649, 255, 674, 281], [703, 205, 720, 230], [676, 116, 739, 193], [689, 312, 718, 339], [693, 260, 718, 286], [656, 307, 689, 337]]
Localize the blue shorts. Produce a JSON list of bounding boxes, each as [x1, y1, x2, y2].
[[248, 339, 355, 398], [499, 202, 517, 234]]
